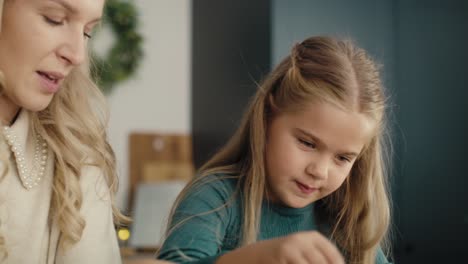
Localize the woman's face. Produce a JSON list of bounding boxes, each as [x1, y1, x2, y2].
[[0, 0, 104, 119]]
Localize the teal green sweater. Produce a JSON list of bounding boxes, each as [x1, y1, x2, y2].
[[157, 175, 390, 263]]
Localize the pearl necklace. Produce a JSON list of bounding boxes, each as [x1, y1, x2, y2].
[[2, 126, 48, 190]]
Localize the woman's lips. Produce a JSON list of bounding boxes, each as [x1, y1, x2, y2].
[[36, 71, 64, 93]]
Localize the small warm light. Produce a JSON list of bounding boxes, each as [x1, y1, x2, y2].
[[118, 228, 130, 241]]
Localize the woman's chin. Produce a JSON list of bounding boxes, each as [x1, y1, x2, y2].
[[23, 96, 54, 112]]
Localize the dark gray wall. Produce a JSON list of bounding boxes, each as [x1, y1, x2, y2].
[[191, 0, 271, 167], [394, 0, 468, 263], [272, 0, 394, 79]]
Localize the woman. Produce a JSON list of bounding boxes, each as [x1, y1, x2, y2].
[[0, 0, 126, 263]]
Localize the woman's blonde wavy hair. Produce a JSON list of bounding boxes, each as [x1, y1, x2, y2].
[[166, 36, 392, 264], [0, 0, 128, 258]]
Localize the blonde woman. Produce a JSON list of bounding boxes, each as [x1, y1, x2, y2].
[[158, 36, 393, 264], [0, 0, 126, 263]]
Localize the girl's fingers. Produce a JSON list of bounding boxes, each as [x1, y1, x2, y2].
[[310, 234, 345, 264], [302, 246, 328, 264]]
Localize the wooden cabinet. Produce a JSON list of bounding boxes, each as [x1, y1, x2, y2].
[[128, 133, 194, 209]]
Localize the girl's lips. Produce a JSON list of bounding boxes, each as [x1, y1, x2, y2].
[[295, 180, 318, 195]]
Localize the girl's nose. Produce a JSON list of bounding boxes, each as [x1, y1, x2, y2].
[[305, 156, 329, 180]]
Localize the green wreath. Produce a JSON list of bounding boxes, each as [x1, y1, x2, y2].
[[91, 0, 143, 94]]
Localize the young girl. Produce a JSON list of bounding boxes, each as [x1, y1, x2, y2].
[[0, 0, 126, 263], [157, 36, 392, 264]]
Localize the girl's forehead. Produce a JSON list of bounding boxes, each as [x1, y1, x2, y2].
[[281, 101, 376, 153]]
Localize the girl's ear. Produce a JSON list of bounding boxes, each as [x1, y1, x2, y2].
[[265, 94, 280, 126], [268, 94, 279, 113]]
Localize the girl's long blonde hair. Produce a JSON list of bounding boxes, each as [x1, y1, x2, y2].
[[0, 0, 127, 258], [166, 36, 392, 264]]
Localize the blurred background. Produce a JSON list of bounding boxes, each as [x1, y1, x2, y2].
[[94, 0, 468, 263]]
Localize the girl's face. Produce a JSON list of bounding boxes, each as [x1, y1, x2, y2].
[[265, 101, 374, 208], [0, 0, 103, 118]]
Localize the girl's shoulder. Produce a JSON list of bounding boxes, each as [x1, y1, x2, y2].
[[187, 173, 240, 203], [176, 173, 239, 207], [195, 173, 239, 189], [171, 173, 242, 229]]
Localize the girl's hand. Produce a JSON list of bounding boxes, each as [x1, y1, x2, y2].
[[124, 259, 173, 264], [265, 231, 345, 264], [218, 231, 345, 264]]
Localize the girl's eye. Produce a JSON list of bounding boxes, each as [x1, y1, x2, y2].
[[337, 156, 351, 163], [298, 138, 316, 149], [84, 32, 92, 39], [44, 16, 64, 26]]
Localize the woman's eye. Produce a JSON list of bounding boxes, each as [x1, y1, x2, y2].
[[84, 32, 92, 39], [44, 16, 64, 26], [298, 138, 316, 149]]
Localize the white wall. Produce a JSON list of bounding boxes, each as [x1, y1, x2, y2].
[[101, 0, 191, 210]]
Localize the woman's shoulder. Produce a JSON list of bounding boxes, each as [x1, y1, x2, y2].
[[78, 164, 111, 201], [0, 134, 10, 173]]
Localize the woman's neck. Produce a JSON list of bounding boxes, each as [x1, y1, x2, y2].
[[0, 95, 20, 126]]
